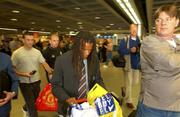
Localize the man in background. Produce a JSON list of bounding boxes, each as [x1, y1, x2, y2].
[[118, 23, 141, 109], [42, 33, 65, 82]]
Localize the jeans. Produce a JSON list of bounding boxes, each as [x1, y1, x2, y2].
[[136, 101, 180, 117], [19, 80, 41, 117]]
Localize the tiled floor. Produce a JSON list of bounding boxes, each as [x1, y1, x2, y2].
[[11, 62, 141, 117]]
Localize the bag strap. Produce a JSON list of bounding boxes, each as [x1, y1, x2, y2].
[[124, 35, 129, 49]]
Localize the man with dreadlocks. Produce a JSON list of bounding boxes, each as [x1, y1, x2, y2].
[[51, 31, 105, 117]]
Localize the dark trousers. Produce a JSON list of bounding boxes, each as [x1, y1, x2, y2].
[[19, 81, 41, 117], [0, 102, 10, 117]]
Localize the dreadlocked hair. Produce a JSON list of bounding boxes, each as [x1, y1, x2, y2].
[[72, 31, 97, 79]]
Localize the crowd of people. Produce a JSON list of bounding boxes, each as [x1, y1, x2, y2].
[[0, 4, 179, 117]]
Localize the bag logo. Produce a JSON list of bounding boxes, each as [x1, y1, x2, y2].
[[42, 89, 57, 106], [94, 93, 115, 115]]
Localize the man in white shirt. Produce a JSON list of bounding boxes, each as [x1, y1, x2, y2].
[[11, 31, 53, 117]]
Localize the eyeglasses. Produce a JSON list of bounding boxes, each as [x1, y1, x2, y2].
[[155, 17, 173, 24]]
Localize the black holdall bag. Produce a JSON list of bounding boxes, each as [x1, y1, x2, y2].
[[112, 36, 129, 68], [0, 70, 11, 99], [111, 54, 126, 68]]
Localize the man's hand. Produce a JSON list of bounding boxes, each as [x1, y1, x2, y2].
[[66, 97, 77, 105], [25, 72, 32, 78], [130, 47, 137, 53]]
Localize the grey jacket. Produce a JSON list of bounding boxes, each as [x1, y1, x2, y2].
[[140, 34, 180, 111]]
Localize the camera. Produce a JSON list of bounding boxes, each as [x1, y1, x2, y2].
[[30, 70, 36, 75]]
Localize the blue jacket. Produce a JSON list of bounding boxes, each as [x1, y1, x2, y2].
[[118, 36, 140, 69], [0, 52, 19, 115]]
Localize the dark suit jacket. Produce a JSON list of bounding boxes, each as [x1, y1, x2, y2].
[[0, 52, 19, 115], [51, 50, 105, 102]]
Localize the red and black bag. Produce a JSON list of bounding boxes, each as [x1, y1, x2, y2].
[[35, 83, 58, 111]]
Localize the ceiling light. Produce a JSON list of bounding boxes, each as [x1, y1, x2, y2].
[[57, 26, 61, 28], [109, 24, 114, 26], [56, 20, 61, 22], [66, 27, 70, 30], [31, 22, 35, 24], [77, 22, 82, 25], [10, 18, 18, 21], [79, 25, 83, 29], [106, 26, 111, 28], [97, 34, 101, 37], [94, 17, 101, 20], [12, 10, 20, 13], [30, 28, 34, 30], [113, 34, 118, 37], [74, 7, 80, 10], [69, 31, 78, 36], [41, 28, 45, 31]]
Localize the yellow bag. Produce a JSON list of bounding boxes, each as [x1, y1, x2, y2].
[[87, 83, 123, 117]]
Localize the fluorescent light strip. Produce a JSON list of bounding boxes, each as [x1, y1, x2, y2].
[[29, 30, 50, 34], [116, 0, 121, 3], [119, 2, 136, 23], [124, 0, 141, 24], [116, 0, 141, 24], [117, 1, 137, 24], [116, 0, 142, 37], [0, 28, 51, 34], [122, 0, 138, 24], [0, 27, 18, 31], [127, 3, 141, 24]]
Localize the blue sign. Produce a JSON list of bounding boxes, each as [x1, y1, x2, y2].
[[94, 93, 115, 115]]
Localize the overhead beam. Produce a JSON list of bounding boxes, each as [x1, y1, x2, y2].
[[146, 0, 153, 34]]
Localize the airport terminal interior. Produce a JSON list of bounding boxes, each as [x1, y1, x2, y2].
[[0, 0, 180, 117]]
